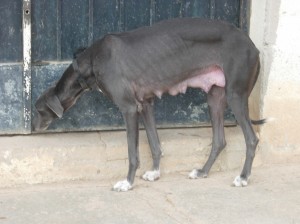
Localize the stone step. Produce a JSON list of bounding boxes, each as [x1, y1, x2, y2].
[[0, 127, 262, 188]]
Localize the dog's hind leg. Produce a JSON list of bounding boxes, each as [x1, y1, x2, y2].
[[189, 86, 227, 179], [227, 92, 259, 187], [141, 99, 162, 181], [113, 106, 140, 192]]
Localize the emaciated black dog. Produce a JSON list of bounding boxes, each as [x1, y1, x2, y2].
[[33, 18, 265, 191]]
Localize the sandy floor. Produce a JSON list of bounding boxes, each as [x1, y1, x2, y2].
[[0, 164, 299, 224]]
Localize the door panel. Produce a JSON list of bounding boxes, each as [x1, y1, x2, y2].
[[0, 0, 251, 134]]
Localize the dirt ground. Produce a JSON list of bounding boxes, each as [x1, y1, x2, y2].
[[0, 164, 299, 224]]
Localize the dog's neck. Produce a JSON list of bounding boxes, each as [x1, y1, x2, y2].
[[72, 59, 92, 90], [72, 59, 103, 93]]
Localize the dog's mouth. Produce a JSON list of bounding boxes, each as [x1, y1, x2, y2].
[[32, 109, 57, 132], [32, 113, 46, 132]]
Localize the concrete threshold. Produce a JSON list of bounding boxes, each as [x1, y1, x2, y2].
[[0, 127, 252, 188]]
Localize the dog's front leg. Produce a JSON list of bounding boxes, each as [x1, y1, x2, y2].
[[141, 99, 162, 181], [113, 107, 139, 192]]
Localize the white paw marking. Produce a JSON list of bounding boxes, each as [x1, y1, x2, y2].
[[233, 176, 248, 187], [113, 180, 132, 192], [189, 169, 199, 179], [142, 170, 160, 181]]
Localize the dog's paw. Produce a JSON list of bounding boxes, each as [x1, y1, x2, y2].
[[112, 180, 132, 192], [142, 170, 160, 181], [232, 176, 248, 187], [188, 169, 207, 179]]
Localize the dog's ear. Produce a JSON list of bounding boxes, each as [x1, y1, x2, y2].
[[45, 94, 64, 118]]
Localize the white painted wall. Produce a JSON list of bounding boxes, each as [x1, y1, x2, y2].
[[250, 0, 300, 162]]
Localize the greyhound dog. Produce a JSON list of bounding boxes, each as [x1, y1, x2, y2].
[[33, 18, 264, 192]]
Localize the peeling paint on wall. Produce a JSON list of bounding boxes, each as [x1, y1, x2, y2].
[[0, 65, 23, 133], [22, 0, 32, 133]]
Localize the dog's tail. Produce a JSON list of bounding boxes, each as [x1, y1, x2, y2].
[[251, 118, 267, 125]]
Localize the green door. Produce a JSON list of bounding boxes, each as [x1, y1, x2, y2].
[[0, 0, 251, 134]]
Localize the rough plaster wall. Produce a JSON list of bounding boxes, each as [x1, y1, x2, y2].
[[248, 0, 267, 125], [251, 0, 300, 162]]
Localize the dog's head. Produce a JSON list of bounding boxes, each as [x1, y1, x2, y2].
[[32, 47, 96, 132], [32, 87, 64, 131]]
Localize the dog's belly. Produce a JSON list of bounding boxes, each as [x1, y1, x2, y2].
[[134, 66, 225, 101], [168, 67, 225, 96]]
